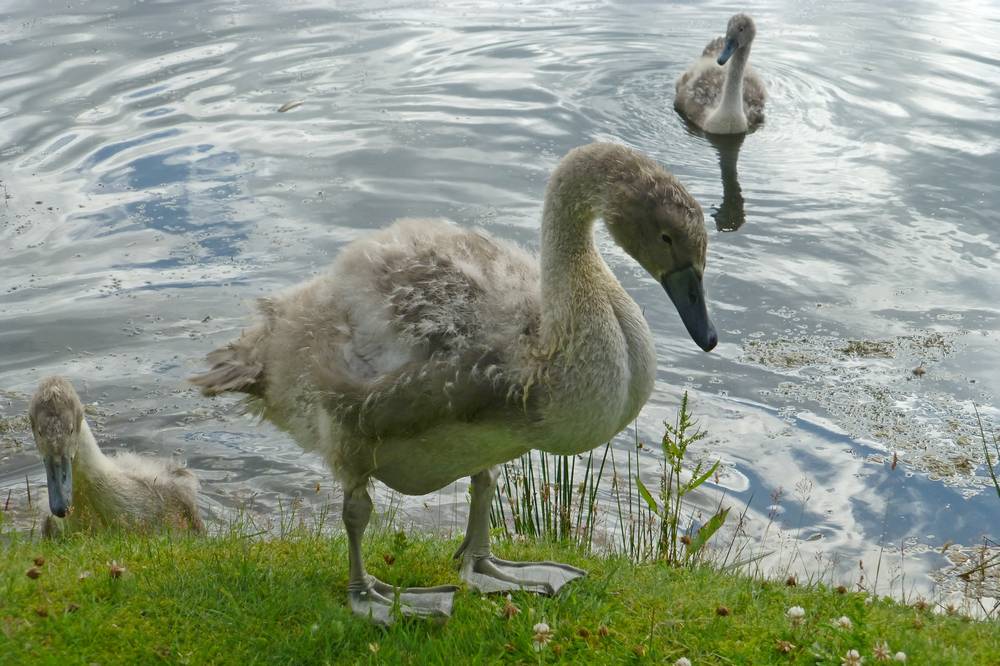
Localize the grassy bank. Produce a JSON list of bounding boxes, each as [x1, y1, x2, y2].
[[2, 527, 997, 665]]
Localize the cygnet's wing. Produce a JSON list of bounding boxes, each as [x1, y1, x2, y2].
[[113, 452, 204, 530], [674, 42, 726, 124], [742, 68, 767, 124], [701, 36, 725, 58], [300, 219, 541, 436]]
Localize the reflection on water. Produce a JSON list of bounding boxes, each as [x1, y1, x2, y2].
[[1, 0, 999, 604], [708, 132, 747, 232], [680, 118, 748, 232]]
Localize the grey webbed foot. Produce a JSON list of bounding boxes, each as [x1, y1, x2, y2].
[[459, 554, 586, 595], [348, 574, 457, 626], [454, 466, 587, 596]]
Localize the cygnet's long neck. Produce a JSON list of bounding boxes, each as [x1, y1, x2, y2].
[[539, 145, 624, 344], [540, 188, 603, 300], [717, 44, 750, 119], [72, 419, 115, 477], [535, 144, 659, 448]]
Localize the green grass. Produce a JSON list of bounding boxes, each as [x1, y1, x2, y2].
[[2, 527, 997, 665], [3, 401, 997, 663]]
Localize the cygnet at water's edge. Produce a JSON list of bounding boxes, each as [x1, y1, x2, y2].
[[191, 142, 717, 624]]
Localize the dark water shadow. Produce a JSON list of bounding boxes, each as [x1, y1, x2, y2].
[[680, 118, 749, 232], [706, 131, 746, 232]]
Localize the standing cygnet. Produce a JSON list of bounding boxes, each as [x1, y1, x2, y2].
[[675, 13, 767, 134], [191, 142, 717, 624], [29, 376, 204, 536]]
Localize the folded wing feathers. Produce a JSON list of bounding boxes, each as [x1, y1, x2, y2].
[[191, 219, 540, 436]]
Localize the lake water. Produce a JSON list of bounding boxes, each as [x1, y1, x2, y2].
[[1, 0, 998, 605]]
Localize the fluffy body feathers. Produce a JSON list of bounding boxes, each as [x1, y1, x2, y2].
[[192, 142, 710, 495]]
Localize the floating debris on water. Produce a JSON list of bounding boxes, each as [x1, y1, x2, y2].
[[0, 414, 31, 453], [840, 339, 894, 358], [277, 100, 304, 113], [932, 541, 1000, 601], [0, 414, 30, 436], [741, 332, 995, 486], [743, 332, 955, 370]]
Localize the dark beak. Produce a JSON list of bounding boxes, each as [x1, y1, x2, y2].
[[662, 267, 718, 352], [44, 455, 72, 518], [717, 38, 737, 65]]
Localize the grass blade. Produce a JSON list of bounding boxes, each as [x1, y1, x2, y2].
[[687, 507, 730, 557], [635, 475, 660, 515]]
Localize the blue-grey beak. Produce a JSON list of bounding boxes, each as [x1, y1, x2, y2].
[[44, 455, 73, 518], [717, 38, 737, 66], [662, 267, 718, 352]]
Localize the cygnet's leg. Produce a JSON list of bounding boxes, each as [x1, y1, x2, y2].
[[343, 483, 457, 625], [42, 514, 65, 539], [455, 465, 586, 595]]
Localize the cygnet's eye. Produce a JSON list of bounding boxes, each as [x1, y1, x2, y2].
[[660, 233, 673, 245]]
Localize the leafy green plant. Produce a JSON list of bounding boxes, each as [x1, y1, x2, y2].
[[636, 392, 728, 564]]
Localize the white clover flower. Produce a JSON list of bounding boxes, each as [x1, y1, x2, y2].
[[834, 615, 853, 629], [893, 653, 907, 662], [873, 641, 890, 660], [786, 605, 806, 625], [842, 648, 863, 666], [674, 658, 692, 666], [500, 594, 520, 619], [532, 621, 553, 651]]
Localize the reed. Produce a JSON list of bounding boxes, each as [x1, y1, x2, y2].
[[975, 406, 1000, 501], [490, 393, 729, 565]]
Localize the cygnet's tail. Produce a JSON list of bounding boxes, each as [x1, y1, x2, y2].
[[189, 327, 266, 397]]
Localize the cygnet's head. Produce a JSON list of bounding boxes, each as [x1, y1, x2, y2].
[[717, 13, 757, 66], [28, 376, 85, 517], [596, 146, 718, 352]]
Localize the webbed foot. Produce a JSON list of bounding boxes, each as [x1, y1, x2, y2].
[[348, 574, 457, 625], [459, 554, 586, 595]]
